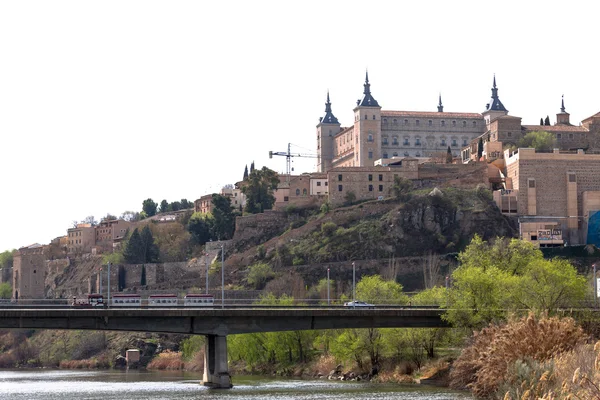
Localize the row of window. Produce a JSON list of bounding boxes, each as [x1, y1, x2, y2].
[[338, 174, 384, 182], [337, 184, 384, 192], [383, 119, 478, 128], [380, 137, 467, 147]]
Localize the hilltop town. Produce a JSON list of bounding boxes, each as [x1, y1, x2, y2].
[[3, 73, 600, 300]]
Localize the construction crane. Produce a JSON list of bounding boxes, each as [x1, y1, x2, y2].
[[269, 143, 318, 184]]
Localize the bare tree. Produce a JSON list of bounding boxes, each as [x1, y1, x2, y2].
[[422, 251, 441, 289]]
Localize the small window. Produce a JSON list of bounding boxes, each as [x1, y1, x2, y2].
[[368, 151, 373, 159], [569, 133, 574, 139], [393, 152, 398, 157], [393, 119, 397, 125], [325, 182, 328, 186], [283, 196, 289, 201], [365, 114, 368, 120], [338, 174, 343, 181], [473, 121, 477, 127], [569, 174, 576, 183], [531, 235, 538, 241], [378, 174, 383, 181], [372, 115, 376, 120], [317, 181, 321, 186], [463, 139, 468, 146], [529, 179, 536, 188], [452, 121, 456, 126], [403, 138, 409, 145], [404, 119, 409, 125], [393, 137, 399, 145], [338, 185, 343, 191], [557, 133, 562, 139], [368, 134, 373, 142], [382, 137, 388, 145], [296, 189, 300, 195], [368, 185, 373, 192], [368, 174, 373, 181], [441, 120, 445, 126], [416, 120, 420, 126], [452, 139, 457, 146], [383, 152, 388, 158], [428, 120, 432, 126], [507, 132, 512, 137], [378, 185, 383, 192], [463, 121, 467, 127], [303, 188, 307, 196], [415, 139, 421, 145], [383, 119, 387, 124], [441, 139, 446, 146]]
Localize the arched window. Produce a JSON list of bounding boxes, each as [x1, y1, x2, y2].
[[295, 189, 300, 196], [303, 188, 307, 196], [365, 114, 368, 120]]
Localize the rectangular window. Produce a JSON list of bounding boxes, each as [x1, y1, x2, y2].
[[557, 133, 562, 139], [368, 185, 373, 192], [283, 196, 289, 201], [368, 174, 373, 181], [379, 185, 383, 192], [378, 174, 383, 181], [415, 139, 421, 145], [317, 181, 321, 186], [338, 174, 342, 181], [528, 179, 536, 188], [338, 185, 343, 191], [452, 139, 457, 146], [368, 151, 373, 159], [325, 182, 328, 186], [569, 173, 576, 183]]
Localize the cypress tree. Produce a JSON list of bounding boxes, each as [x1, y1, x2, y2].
[[243, 165, 248, 180], [545, 116, 550, 126], [446, 146, 453, 163], [540, 117, 544, 125], [140, 225, 159, 263], [123, 228, 144, 264], [477, 137, 484, 160]]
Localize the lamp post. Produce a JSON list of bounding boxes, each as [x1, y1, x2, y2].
[[205, 252, 209, 295], [594, 264, 597, 308], [107, 262, 111, 308], [352, 261, 356, 307], [327, 268, 330, 306], [221, 244, 225, 309], [99, 267, 103, 296]]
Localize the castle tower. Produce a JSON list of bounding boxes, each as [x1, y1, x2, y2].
[[316, 91, 341, 172], [482, 74, 508, 126], [437, 93, 444, 112], [556, 95, 571, 125], [353, 71, 382, 167]]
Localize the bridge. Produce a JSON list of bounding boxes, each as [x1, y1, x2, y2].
[[0, 306, 447, 388]]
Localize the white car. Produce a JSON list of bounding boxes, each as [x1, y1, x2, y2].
[[344, 300, 375, 308]]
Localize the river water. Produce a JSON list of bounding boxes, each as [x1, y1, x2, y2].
[[0, 370, 471, 400]]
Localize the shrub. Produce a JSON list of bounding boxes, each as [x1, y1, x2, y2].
[[147, 350, 183, 370], [450, 313, 588, 398], [256, 244, 266, 259], [246, 262, 275, 290], [320, 202, 331, 214], [321, 222, 337, 236]]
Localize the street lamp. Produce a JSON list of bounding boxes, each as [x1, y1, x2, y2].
[[327, 268, 330, 306], [221, 244, 225, 309], [352, 262, 356, 306], [205, 252, 209, 295]]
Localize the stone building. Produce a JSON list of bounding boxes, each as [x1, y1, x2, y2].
[[317, 72, 487, 172], [12, 244, 46, 300], [67, 223, 95, 254], [94, 219, 132, 253], [501, 147, 600, 246]]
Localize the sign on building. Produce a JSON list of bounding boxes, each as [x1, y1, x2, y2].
[[537, 229, 562, 241]]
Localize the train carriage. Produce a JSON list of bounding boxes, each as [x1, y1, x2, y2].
[[147, 294, 178, 307], [111, 294, 142, 307], [184, 294, 214, 307]]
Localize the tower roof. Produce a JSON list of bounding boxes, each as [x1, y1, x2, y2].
[[357, 71, 380, 107], [320, 91, 339, 124], [484, 74, 508, 113], [560, 94, 567, 113], [437, 93, 443, 112]]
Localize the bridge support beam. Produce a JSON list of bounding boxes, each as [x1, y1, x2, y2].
[[202, 334, 232, 389]]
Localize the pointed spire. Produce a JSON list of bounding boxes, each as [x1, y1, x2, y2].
[[561, 94, 565, 113], [319, 90, 339, 124], [357, 70, 379, 107], [437, 93, 444, 112], [484, 74, 507, 113]]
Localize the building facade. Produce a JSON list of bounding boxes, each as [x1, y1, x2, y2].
[[12, 244, 46, 300], [317, 72, 488, 172]]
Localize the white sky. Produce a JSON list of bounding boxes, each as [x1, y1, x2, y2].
[[1, 0, 598, 251]]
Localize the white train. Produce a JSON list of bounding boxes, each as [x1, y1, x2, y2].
[[73, 293, 215, 307]]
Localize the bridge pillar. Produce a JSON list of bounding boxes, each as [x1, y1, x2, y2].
[[202, 334, 232, 389]]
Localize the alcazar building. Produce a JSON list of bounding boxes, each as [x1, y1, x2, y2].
[[316, 73, 600, 171]]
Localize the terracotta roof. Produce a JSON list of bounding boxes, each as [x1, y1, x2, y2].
[[582, 111, 600, 123], [522, 125, 588, 133], [381, 110, 483, 119]]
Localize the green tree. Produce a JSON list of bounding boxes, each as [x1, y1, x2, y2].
[[517, 130, 556, 151], [0, 282, 11, 298], [187, 212, 213, 245], [120, 211, 142, 222], [123, 228, 144, 264], [140, 225, 159, 263], [241, 166, 279, 214], [0, 250, 14, 270], [446, 146, 453, 163], [211, 194, 235, 240], [243, 165, 248, 180], [545, 115, 550, 125], [246, 262, 275, 290], [356, 275, 409, 305], [392, 176, 413, 201], [159, 199, 170, 213], [343, 191, 357, 206], [180, 199, 192, 209], [142, 198, 158, 217], [477, 137, 483, 159]]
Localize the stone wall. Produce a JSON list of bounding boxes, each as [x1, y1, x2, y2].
[[417, 162, 488, 189]]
